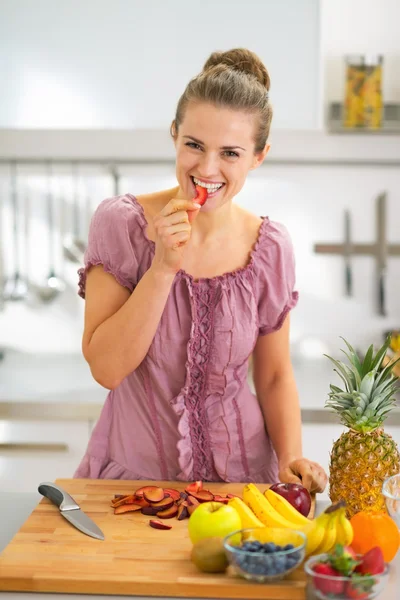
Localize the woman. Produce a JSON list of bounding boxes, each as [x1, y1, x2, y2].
[[75, 48, 327, 494]]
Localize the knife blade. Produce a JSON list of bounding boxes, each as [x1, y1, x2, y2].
[[38, 482, 105, 540], [344, 209, 353, 296], [376, 192, 387, 317]]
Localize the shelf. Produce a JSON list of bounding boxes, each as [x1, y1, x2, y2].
[[327, 103, 400, 135]]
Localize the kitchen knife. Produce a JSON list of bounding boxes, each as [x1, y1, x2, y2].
[[376, 192, 387, 317], [344, 209, 353, 296], [38, 482, 105, 540]]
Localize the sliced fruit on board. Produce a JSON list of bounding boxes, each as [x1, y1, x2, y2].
[[189, 490, 214, 503], [177, 504, 190, 521], [185, 481, 203, 495], [148, 497, 175, 510], [149, 519, 172, 530], [114, 504, 143, 514], [156, 505, 179, 519], [143, 487, 165, 503], [163, 488, 181, 501], [141, 506, 161, 516]]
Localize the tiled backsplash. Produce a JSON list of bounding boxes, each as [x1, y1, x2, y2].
[[1, 161, 400, 356]]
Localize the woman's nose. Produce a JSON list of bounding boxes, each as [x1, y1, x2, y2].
[[198, 152, 220, 179]]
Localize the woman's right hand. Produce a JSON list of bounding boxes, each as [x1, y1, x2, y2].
[[152, 198, 201, 274]]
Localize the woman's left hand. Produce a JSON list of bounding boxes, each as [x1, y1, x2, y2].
[[279, 458, 328, 494]]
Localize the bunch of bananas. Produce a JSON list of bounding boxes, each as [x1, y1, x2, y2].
[[235, 484, 353, 557]]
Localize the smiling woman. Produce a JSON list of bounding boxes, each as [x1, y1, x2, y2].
[[74, 47, 328, 496]]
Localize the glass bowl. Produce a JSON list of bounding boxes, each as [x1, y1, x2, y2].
[[382, 474, 400, 529], [223, 527, 306, 583], [304, 554, 390, 600]]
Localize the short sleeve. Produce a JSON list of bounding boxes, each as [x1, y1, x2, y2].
[[256, 220, 299, 335], [77, 196, 139, 299]]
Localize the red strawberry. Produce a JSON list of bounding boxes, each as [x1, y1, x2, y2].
[[355, 547, 385, 576], [345, 583, 369, 599], [313, 562, 344, 595], [194, 185, 208, 206]]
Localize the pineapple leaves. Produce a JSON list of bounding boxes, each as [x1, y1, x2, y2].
[[361, 344, 374, 377], [339, 337, 363, 375], [371, 335, 392, 371]]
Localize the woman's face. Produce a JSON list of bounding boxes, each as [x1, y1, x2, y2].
[[173, 102, 269, 211]]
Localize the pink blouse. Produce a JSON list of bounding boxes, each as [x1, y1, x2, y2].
[[74, 194, 298, 483]]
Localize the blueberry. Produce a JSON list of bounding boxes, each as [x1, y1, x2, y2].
[[290, 550, 301, 562], [274, 545, 283, 552], [262, 542, 276, 553], [286, 555, 299, 569], [241, 542, 253, 550], [272, 555, 287, 574], [250, 541, 263, 551], [283, 544, 295, 551]]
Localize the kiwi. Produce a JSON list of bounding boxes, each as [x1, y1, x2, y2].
[[190, 537, 229, 574]]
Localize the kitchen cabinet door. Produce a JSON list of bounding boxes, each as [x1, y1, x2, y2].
[[0, 420, 90, 493], [1, 0, 320, 130]]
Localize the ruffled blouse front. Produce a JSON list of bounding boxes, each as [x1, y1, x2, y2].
[[74, 194, 299, 483]]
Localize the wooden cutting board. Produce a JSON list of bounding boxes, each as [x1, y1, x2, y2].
[[0, 479, 316, 599]]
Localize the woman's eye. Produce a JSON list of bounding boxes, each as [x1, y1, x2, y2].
[[185, 142, 202, 150], [224, 151, 239, 158]]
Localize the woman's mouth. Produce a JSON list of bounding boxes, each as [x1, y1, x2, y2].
[[191, 176, 225, 198]]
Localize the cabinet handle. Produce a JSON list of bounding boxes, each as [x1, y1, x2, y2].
[[0, 442, 69, 451]]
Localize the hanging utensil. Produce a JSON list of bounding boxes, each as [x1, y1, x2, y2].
[[63, 162, 85, 264], [343, 209, 353, 296], [36, 161, 65, 302], [3, 161, 28, 301], [376, 192, 387, 316]]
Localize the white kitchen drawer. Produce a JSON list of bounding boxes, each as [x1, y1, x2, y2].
[[0, 420, 90, 493]]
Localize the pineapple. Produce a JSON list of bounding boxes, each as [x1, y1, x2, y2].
[[325, 336, 400, 518]]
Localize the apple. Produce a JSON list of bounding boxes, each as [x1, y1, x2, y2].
[[188, 501, 242, 545], [269, 482, 311, 517]]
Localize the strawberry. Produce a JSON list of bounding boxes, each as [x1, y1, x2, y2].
[[355, 547, 385, 576], [329, 544, 360, 576], [312, 562, 344, 595], [194, 185, 208, 206], [345, 583, 369, 599]]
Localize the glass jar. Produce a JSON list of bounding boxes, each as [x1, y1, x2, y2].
[[363, 54, 383, 129], [344, 55, 365, 128]]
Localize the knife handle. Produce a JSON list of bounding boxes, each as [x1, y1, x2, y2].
[[38, 482, 80, 512]]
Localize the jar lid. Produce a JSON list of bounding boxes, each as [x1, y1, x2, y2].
[[364, 54, 384, 65], [345, 54, 365, 65]]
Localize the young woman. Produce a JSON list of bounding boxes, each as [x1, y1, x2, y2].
[[75, 48, 327, 494]]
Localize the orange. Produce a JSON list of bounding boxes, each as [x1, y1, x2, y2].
[[350, 511, 400, 562]]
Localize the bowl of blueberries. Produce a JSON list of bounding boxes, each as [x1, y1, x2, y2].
[[223, 527, 306, 583]]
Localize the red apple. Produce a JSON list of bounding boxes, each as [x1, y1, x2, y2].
[[269, 482, 311, 517], [188, 501, 242, 545]]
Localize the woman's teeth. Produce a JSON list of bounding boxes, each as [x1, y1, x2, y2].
[[192, 177, 223, 193]]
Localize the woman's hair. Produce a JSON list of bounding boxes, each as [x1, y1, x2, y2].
[[171, 48, 272, 153]]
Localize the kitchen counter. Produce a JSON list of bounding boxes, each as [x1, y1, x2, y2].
[[1, 350, 399, 424], [0, 492, 398, 600]]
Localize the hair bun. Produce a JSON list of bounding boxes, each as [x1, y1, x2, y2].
[[202, 48, 270, 91]]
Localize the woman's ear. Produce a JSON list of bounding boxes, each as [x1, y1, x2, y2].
[[170, 120, 177, 142], [251, 143, 271, 170]]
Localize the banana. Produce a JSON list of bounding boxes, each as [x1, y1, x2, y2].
[[243, 484, 297, 528], [227, 497, 265, 529], [264, 488, 310, 527], [335, 508, 354, 546], [314, 511, 339, 554], [302, 513, 330, 557]]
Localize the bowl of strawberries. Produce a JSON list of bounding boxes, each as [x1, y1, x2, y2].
[[304, 544, 390, 600]]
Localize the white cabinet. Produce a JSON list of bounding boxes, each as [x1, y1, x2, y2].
[[0, 420, 90, 493], [1, 0, 320, 130]]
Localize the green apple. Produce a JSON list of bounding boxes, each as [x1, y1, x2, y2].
[[188, 501, 242, 545]]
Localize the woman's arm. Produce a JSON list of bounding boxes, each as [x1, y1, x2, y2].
[[252, 315, 327, 492], [82, 264, 175, 390], [252, 315, 302, 467]]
